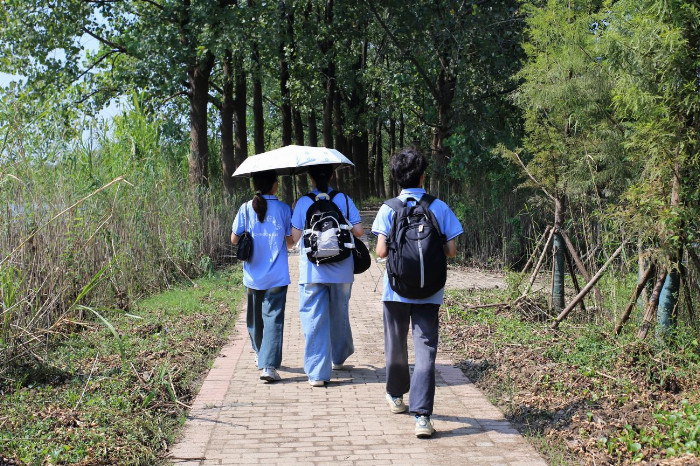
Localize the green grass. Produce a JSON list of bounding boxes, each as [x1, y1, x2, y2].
[[0, 267, 244, 465]]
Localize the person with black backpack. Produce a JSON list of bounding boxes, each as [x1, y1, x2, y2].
[[371, 147, 463, 438], [290, 164, 364, 387], [231, 170, 295, 383]]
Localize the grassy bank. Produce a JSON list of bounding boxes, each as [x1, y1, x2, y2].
[[441, 283, 700, 465], [0, 268, 244, 465]]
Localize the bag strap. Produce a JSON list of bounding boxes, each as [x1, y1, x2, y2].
[[383, 197, 404, 213], [243, 202, 249, 233]]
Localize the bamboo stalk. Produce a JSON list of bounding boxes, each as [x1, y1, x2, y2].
[[614, 263, 655, 335], [551, 243, 624, 329], [560, 230, 604, 310], [522, 226, 551, 274], [637, 270, 668, 339]]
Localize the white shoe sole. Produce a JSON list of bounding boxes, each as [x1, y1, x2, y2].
[[308, 380, 325, 387]]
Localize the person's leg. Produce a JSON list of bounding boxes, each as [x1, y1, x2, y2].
[[298, 283, 331, 382], [246, 288, 265, 367], [408, 303, 440, 416], [383, 301, 411, 397], [328, 282, 354, 366], [257, 285, 288, 369]]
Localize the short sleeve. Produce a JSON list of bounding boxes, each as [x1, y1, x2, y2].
[[291, 197, 310, 231], [341, 194, 362, 225], [371, 204, 394, 237], [232, 203, 246, 235], [284, 204, 292, 236], [436, 201, 463, 241]]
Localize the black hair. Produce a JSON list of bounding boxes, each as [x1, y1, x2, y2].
[[307, 164, 335, 193], [390, 146, 428, 188], [251, 170, 277, 222]]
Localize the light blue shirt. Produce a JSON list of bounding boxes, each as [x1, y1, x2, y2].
[[232, 195, 292, 290], [371, 188, 463, 304], [292, 187, 362, 285]]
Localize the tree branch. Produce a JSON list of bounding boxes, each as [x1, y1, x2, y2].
[[511, 150, 555, 201], [81, 27, 128, 54], [363, 1, 440, 100]]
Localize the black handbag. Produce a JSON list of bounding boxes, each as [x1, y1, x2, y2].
[[352, 237, 371, 274], [236, 204, 253, 261]]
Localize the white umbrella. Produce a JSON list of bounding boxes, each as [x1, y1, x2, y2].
[[232, 145, 354, 177]]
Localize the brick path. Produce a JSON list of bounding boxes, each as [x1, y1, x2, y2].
[[168, 253, 547, 465]]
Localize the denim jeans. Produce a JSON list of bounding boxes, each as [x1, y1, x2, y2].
[[247, 285, 288, 369], [298, 282, 354, 382], [383, 301, 439, 416]]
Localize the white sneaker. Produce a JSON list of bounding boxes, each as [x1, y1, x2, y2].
[[415, 415, 435, 438], [386, 393, 407, 413], [260, 367, 281, 382], [308, 379, 325, 387]]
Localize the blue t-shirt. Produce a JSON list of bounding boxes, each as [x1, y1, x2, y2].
[[371, 188, 463, 304], [291, 187, 362, 285], [232, 195, 292, 290]]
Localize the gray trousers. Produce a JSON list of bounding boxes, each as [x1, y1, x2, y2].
[[383, 301, 439, 416]]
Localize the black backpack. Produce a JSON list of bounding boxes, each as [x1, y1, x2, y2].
[[384, 195, 447, 299], [302, 191, 354, 265]]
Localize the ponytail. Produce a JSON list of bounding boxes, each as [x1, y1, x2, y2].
[[308, 164, 334, 193], [251, 170, 277, 223]]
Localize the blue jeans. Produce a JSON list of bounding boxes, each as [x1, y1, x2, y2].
[[383, 301, 439, 416], [247, 286, 288, 369], [298, 282, 354, 382]]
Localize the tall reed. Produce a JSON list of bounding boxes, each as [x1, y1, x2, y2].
[[0, 96, 235, 374]]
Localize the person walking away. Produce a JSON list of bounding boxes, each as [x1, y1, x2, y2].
[[291, 164, 364, 387], [371, 147, 463, 438], [231, 170, 294, 382]]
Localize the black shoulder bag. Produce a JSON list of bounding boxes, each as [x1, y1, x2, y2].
[[236, 203, 253, 261], [343, 194, 371, 274]]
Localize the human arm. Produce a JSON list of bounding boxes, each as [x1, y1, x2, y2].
[[375, 234, 388, 258], [291, 227, 303, 244], [444, 238, 457, 258], [351, 223, 364, 238], [286, 235, 296, 248], [231, 232, 240, 245]]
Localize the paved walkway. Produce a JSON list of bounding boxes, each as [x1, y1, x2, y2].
[[168, 254, 547, 465]]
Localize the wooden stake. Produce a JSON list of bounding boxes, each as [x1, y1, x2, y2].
[[614, 263, 655, 335], [637, 270, 668, 339], [520, 227, 555, 299], [522, 226, 551, 274], [564, 245, 585, 313], [560, 230, 604, 310], [551, 243, 624, 329]]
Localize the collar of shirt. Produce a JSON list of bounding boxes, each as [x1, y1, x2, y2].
[[262, 195, 278, 200], [311, 186, 336, 195], [399, 187, 426, 196]]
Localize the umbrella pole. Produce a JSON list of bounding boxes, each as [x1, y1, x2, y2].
[[293, 174, 298, 200]]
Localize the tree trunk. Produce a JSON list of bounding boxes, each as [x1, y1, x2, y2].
[[389, 117, 397, 197], [374, 119, 385, 197], [293, 108, 308, 194], [220, 50, 236, 195], [657, 161, 682, 334], [552, 197, 566, 311], [233, 52, 248, 193], [308, 110, 318, 147], [187, 53, 214, 188], [429, 67, 456, 198], [278, 0, 294, 203], [252, 45, 264, 155]]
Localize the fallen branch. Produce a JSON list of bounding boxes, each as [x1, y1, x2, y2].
[[464, 302, 509, 310], [637, 270, 667, 339], [522, 226, 551, 274], [551, 243, 625, 329], [560, 230, 603, 310]]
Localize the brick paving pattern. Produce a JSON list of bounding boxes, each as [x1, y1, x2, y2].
[[169, 251, 547, 465]]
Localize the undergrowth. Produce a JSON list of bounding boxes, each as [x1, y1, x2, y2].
[[0, 268, 244, 465], [441, 276, 700, 464]]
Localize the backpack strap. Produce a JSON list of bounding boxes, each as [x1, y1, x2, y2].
[[383, 197, 404, 213], [418, 194, 436, 209]]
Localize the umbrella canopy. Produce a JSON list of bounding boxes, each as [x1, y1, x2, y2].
[[232, 145, 354, 177]]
